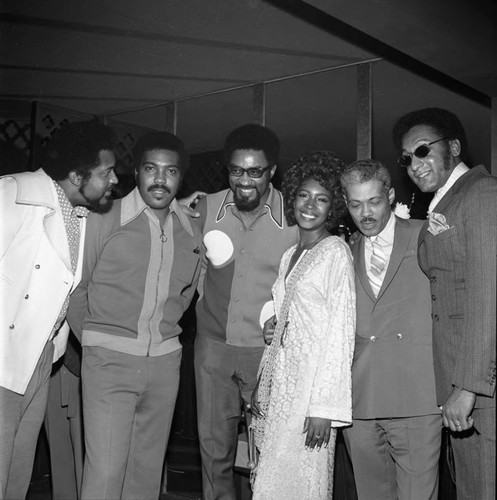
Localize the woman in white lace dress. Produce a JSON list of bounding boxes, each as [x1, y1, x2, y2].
[[251, 152, 356, 500]]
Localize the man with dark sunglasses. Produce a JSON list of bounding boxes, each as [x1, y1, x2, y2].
[[194, 124, 298, 499], [393, 108, 496, 500]]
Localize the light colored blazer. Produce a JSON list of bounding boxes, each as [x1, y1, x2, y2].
[[350, 216, 439, 419], [0, 169, 85, 394], [418, 165, 496, 408]]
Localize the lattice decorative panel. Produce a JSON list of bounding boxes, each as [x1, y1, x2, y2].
[[181, 150, 229, 197], [0, 119, 31, 154], [0, 119, 31, 174], [1, 105, 230, 197]]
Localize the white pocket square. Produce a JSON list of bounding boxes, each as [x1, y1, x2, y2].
[[427, 212, 451, 236]]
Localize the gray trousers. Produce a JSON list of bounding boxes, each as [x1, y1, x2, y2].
[[450, 407, 495, 500], [45, 364, 84, 500], [343, 414, 442, 500], [194, 335, 264, 500], [0, 341, 54, 500], [81, 346, 181, 500]]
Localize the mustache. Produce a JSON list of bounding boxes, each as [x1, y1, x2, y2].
[[360, 217, 376, 223], [148, 184, 171, 193]]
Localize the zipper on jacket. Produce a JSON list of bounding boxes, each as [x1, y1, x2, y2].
[[147, 226, 166, 356]]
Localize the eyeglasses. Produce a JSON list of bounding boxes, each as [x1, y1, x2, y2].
[[227, 165, 273, 178], [397, 137, 448, 167]]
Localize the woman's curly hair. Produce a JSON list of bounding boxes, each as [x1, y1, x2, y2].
[[282, 151, 348, 230]]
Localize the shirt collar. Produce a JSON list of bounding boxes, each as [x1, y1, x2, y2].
[[215, 184, 285, 228], [53, 180, 89, 218], [120, 187, 194, 236], [370, 211, 395, 246], [428, 161, 470, 213]]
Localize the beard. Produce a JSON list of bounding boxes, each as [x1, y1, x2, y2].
[[442, 147, 453, 171], [233, 184, 262, 212], [79, 183, 114, 214]]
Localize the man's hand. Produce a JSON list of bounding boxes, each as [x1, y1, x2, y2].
[[303, 417, 332, 451], [442, 386, 476, 432], [263, 315, 277, 345], [178, 191, 207, 218]]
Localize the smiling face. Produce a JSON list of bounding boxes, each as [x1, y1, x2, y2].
[[344, 179, 394, 237], [135, 149, 182, 221], [294, 178, 332, 239], [401, 124, 458, 193], [79, 149, 118, 213], [228, 149, 276, 212]]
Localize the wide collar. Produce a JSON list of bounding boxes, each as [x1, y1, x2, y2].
[[12, 168, 57, 209], [120, 187, 194, 236], [8, 168, 77, 274], [215, 184, 285, 229]]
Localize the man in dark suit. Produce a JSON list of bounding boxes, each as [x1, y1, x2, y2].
[[340, 159, 441, 500], [393, 108, 496, 500]]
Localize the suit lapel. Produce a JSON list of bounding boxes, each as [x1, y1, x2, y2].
[[418, 167, 477, 252], [376, 217, 412, 299], [352, 234, 376, 302], [43, 183, 73, 274], [418, 219, 429, 250]]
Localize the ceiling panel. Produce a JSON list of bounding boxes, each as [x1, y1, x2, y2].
[[305, 0, 496, 96], [0, 0, 377, 118]]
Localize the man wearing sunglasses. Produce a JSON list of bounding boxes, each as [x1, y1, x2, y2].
[[194, 124, 298, 499], [393, 108, 496, 500]]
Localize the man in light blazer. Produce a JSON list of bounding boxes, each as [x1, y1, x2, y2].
[[341, 159, 441, 500], [0, 120, 118, 500], [393, 108, 496, 500]]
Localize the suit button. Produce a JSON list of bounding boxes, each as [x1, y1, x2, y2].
[[433, 315, 440, 321], [370, 336, 376, 342], [35, 264, 40, 269], [24, 294, 29, 299], [397, 333, 403, 340], [430, 276, 437, 283], [9, 324, 15, 329], [431, 295, 436, 301]]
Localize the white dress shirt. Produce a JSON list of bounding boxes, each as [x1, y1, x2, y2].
[[365, 211, 395, 293], [428, 162, 470, 213]]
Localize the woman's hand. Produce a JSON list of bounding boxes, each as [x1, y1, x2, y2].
[[263, 315, 277, 345], [250, 379, 265, 419], [303, 416, 331, 451]]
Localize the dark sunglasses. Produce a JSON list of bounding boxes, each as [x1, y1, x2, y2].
[[397, 137, 448, 167], [227, 165, 273, 178]]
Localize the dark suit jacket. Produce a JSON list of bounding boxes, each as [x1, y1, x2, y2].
[[350, 216, 439, 419], [418, 165, 496, 408]]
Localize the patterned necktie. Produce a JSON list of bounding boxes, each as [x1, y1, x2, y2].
[[369, 237, 387, 295]]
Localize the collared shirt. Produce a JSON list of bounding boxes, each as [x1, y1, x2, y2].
[[70, 187, 202, 356], [428, 162, 470, 213], [365, 211, 395, 290], [196, 185, 299, 348], [51, 181, 88, 336]]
